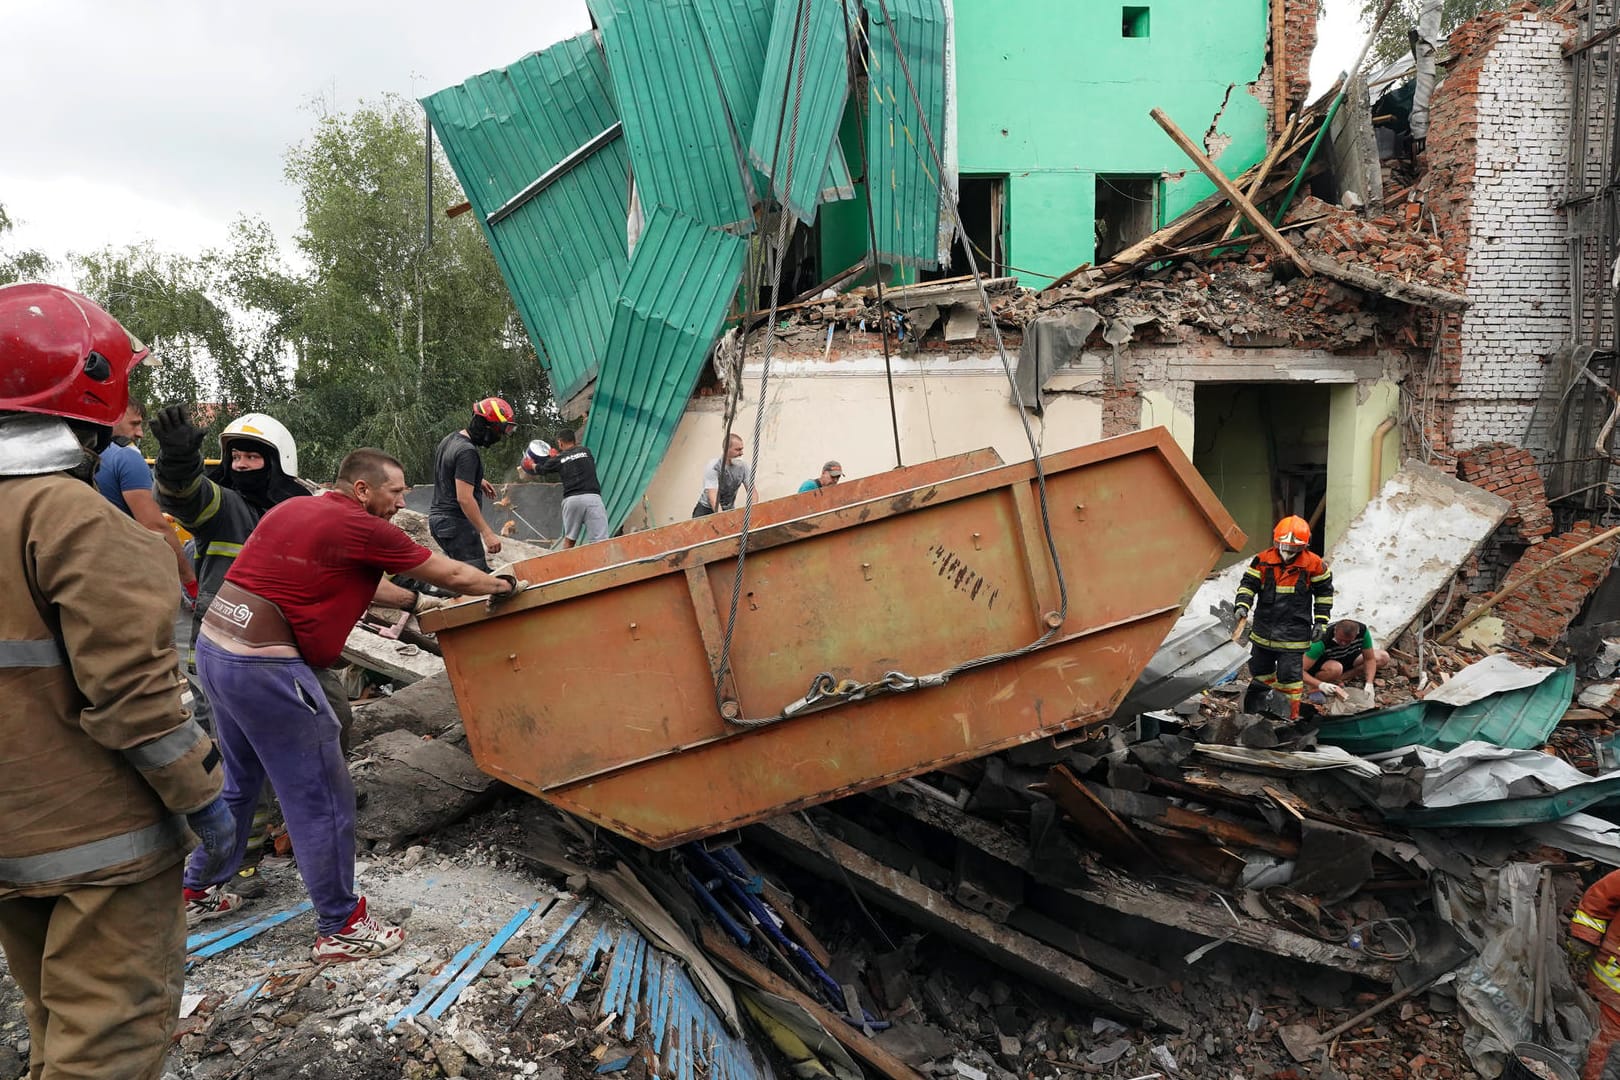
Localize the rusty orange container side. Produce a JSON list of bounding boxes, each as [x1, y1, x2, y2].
[[425, 428, 1244, 848]]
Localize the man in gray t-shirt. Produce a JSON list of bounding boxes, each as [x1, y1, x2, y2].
[[692, 433, 756, 517]]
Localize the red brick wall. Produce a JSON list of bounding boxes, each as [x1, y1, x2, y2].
[[1280, 0, 1320, 119], [1100, 379, 1143, 438], [1456, 442, 1555, 540], [1494, 522, 1619, 644]]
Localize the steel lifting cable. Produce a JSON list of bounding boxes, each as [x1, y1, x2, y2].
[[714, 0, 816, 723], [714, 0, 1070, 728]]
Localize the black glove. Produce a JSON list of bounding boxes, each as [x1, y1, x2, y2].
[[186, 795, 238, 882], [151, 404, 207, 482]]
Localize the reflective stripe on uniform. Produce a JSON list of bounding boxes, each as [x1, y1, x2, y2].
[[1596, 953, 1620, 997], [191, 484, 223, 527], [0, 639, 64, 668], [0, 816, 189, 886], [1576, 909, 1610, 936], [1273, 585, 1297, 594], [204, 541, 243, 558], [1251, 634, 1312, 651], [122, 720, 209, 771]]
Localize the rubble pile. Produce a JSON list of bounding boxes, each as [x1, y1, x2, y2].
[[1283, 195, 1462, 289], [1491, 521, 1620, 646], [1457, 443, 1557, 543]]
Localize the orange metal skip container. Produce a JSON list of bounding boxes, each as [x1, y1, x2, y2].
[[422, 428, 1244, 848]]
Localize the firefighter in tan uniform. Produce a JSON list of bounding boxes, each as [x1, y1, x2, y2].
[[0, 283, 234, 1080]]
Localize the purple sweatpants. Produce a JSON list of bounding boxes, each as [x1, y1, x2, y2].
[[184, 636, 358, 935]]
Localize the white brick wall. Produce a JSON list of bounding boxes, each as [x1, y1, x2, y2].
[[1452, 14, 1573, 449]]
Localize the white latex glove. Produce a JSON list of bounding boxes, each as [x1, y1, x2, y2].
[[413, 593, 453, 615], [1362, 681, 1374, 695], [1319, 682, 1347, 699]]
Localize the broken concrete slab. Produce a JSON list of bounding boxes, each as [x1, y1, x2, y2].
[[342, 625, 446, 685], [349, 672, 462, 745], [353, 730, 495, 848], [1329, 463, 1510, 642]]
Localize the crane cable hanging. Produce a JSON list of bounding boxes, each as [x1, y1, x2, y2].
[[715, 0, 1070, 727]]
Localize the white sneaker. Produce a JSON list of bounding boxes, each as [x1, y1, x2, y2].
[[310, 896, 405, 962], [184, 884, 244, 927]]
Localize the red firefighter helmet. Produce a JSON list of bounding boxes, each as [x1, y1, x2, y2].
[[0, 283, 147, 426], [472, 396, 517, 435], [1273, 515, 1311, 559]]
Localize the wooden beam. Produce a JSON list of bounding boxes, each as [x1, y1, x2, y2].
[[1220, 114, 1298, 242], [751, 816, 1151, 1022], [1299, 250, 1470, 312], [698, 926, 929, 1080], [1150, 107, 1314, 277]]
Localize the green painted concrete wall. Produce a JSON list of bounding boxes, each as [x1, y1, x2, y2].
[[953, 0, 1270, 285], [1325, 381, 1399, 550]]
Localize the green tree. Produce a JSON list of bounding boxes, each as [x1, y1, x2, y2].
[[72, 96, 555, 484], [276, 95, 553, 483], [1359, 0, 1558, 68], [73, 242, 262, 428], [0, 203, 52, 285]]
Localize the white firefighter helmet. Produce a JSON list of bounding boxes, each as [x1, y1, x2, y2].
[[220, 413, 298, 477]]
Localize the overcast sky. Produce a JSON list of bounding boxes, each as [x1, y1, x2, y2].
[[2, 0, 1363, 280]]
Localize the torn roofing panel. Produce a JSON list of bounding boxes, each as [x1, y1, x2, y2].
[[421, 36, 629, 403], [591, 0, 756, 233], [584, 207, 748, 530], [749, 0, 850, 223], [864, 0, 945, 267], [1316, 664, 1576, 755]]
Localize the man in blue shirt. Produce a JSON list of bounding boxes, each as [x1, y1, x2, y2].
[[95, 401, 197, 601], [797, 460, 843, 494]]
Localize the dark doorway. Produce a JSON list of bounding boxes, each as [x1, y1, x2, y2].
[[1094, 175, 1157, 262], [1193, 383, 1332, 567], [928, 175, 1003, 280]]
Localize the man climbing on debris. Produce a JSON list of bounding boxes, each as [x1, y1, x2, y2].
[[182, 447, 522, 961], [1302, 618, 1388, 699], [430, 396, 518, 571], [692, 432, 755, 517], [0, 283, 234, 1079], [1231, 515, 1334, 720], [1568, 868, 1620, 1078], [797, 459, 843, 493], [152, 404, 346, 897], [521, 428, 608, 548]]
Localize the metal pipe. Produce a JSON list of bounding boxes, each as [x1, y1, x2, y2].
[[1369, 415, 1396, 501], [487, 123, 624, 226]]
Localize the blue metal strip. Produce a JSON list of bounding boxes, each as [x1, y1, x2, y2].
[[187, 901, 313, 962], [622, 932, 648, 1040], [562, 925, 615, 1002], [648, 954, 673, 1054], [599, 927, 634, 1016], [425, 901, 543, 1021], [389, 940, 482, 1031], [186, 909, 282, 952], [528, 898, 594, 968]]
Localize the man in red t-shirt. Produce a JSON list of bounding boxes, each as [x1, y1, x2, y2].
[[182, 448, 520, 961]]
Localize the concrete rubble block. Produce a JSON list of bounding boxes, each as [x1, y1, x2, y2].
[[353, 729, 495, 848], [349, 671, 463, 745]]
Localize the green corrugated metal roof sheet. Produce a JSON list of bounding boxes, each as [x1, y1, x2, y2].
[[583, 207, 748, 529], [864, 0, 944, 267], [750, 0, 850, 223], [694, 0, 854, 208], [1316, 665, 1576, 755], [422, 36, 630, 404], [1384, 774, 1620, 828], [591, 0, 755, 233]]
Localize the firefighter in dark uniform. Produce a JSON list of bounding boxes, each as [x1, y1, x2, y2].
[[1232, 515, 1334, 720]]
